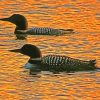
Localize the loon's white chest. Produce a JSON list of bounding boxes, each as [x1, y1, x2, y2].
[[24, 62, 37, 69]]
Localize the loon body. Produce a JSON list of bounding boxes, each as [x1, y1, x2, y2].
[[0, 14, 75, 39], [10, 44, 96, 73]]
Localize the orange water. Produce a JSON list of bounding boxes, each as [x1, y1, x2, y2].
[[0, 0, 100, 100]]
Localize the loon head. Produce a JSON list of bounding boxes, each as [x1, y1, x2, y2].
[[0, 14, 28, 30], [0, 14, 28, 39], [10, 44, 42, 58]]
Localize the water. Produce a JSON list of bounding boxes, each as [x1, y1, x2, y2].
[[0, 0, 100, 99]]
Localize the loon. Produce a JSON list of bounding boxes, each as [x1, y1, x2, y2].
[[0, 14, 75, 39], [10, 44, 96, 73]]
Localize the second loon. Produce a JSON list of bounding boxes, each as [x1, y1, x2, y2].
[[10, 44, 96, 73], [0, 14, 75, 39]]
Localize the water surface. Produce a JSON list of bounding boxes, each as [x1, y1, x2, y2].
[[0, 0, 100, 99]]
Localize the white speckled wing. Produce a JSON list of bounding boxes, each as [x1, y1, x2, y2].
[[26, 27, 62, 35], [41, 55, 95, 71]]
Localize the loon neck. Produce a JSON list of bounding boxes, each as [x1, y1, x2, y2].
[[14, 23, 28, 39], [28, 58, 42, 64], [16, 25, 27, 30], [15, 23, 28, 33], [14, 26, 28, 39]]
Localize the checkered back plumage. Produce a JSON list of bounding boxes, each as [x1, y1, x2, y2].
[[41, 55, 95, 71], [26, 27, 70, 35]]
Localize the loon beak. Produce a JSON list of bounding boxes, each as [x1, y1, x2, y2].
[[9, 49, 22, 53], [0, 17, 10, 21]]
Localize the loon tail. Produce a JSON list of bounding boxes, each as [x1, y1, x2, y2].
[[58, 28, 76, 34], [59, 29, 74, 32]]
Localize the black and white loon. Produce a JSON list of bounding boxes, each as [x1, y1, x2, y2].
[[10, 44, 96, 73], [0, 14, 75, 39]]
